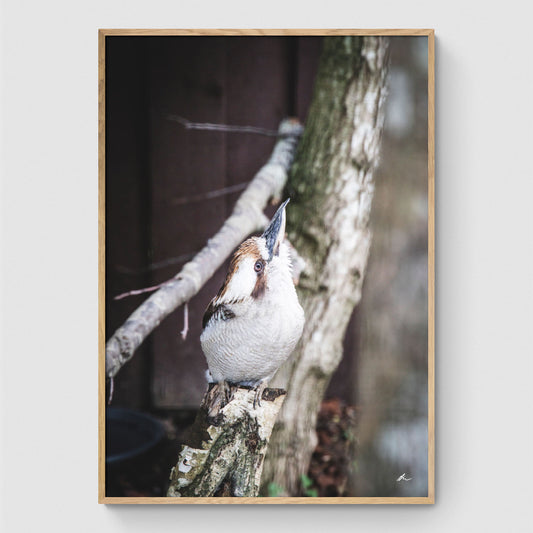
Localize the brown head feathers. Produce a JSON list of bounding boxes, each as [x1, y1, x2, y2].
[[216, 238, 265, 302]]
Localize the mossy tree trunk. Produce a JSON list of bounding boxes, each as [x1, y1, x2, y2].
[[262, 36, 389, 496]]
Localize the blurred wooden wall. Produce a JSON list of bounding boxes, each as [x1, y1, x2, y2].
[[105, 36, 323, 409]]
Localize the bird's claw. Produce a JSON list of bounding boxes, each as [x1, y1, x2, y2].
[[205, 380, 234, 419], [206, 381, 268, 414], [221, 380, 234, 405], [252, 382, 267, 409]]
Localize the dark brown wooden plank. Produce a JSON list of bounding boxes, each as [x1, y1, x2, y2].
[[149, 36, 324, 408], [295, 37, 323, 123], [105, 36, 322, 409], [148, 37, 229, 407], [105, 37, 152, 408]]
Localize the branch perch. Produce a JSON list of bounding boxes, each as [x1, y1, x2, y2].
[[105, 118, 303, 378], [167, 386, 286, 497]]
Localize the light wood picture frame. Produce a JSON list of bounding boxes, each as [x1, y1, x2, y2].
[[99, 28, 435, 504]]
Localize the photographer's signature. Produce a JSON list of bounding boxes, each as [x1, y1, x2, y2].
[[396, 473, 412, 482]]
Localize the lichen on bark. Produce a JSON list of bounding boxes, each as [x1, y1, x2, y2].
[[167, 386, 286, 497]]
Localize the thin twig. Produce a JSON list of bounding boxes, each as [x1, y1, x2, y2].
[[114, 280, 173, 300], [115, 182, 251, 277], [115, 251, 197, 275], [171, 182, 249, 206], [167, 114, 280, 137], [180, 303, 189, 340]]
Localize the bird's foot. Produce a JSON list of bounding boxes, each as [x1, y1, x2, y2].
[[221, 380, 234, 405], [205, 380, 234, 419], [252, 381, 268, 409]]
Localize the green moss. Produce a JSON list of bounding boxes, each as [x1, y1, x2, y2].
[[286, 36, 365, 271]]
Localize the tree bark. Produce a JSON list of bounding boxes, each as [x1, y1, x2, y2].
[[167, 386, 285, 497], [261, 36, 389, 495]]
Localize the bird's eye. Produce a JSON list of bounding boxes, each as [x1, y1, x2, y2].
[[254, 260, 264, 273]]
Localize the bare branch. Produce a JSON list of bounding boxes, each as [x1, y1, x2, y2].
[[105, 118, 303, 378], [167, 114, 279, 137], [170, 182, 248, 206], [115, 251, 197, 275]]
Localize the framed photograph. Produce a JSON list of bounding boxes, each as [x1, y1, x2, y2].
[[99, 29, 434, 504]]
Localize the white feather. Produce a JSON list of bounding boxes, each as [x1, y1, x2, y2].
[[216, 255, 257, 305], [201, 239, 304, 385]]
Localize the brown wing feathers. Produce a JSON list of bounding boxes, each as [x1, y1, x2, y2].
[[202, 300, 236, 329]]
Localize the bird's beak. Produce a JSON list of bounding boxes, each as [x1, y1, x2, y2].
[[262, 198, 289, 260]]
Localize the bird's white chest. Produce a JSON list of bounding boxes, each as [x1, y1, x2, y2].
[[200, 288, 304, 384]]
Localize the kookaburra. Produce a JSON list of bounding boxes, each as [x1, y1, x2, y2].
[[200, 199, 305, 408]]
